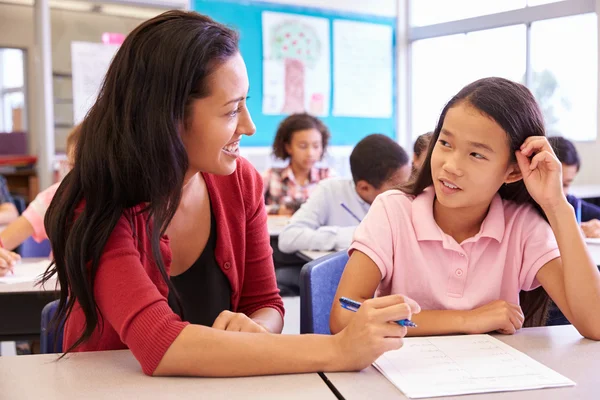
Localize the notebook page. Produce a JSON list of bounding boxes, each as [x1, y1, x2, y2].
[[373, 334, 574, 398], [0, 260, 52, 284]]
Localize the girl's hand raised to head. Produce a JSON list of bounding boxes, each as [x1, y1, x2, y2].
[[516, 136, 565, 213]]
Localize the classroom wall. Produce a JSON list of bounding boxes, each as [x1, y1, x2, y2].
[[260, 0, 397, 17], [0, 3, 144, 153]]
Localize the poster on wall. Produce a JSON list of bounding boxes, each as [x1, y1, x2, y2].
[[332, 20, 393, 118], [71, 41, 120, 124], [262, 11, 330, 116]]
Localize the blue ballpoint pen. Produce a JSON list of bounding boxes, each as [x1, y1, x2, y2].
[[339, 297, 417, 328], [576, 198, 582, 225], [340, 203, 362, 223]]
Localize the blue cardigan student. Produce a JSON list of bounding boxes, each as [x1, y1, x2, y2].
[[549, 136, 600, 238], [278, 134, 411, 253]]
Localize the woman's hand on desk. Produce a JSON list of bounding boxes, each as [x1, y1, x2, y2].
[[581, 219, 600, 238], [212, 310, 269, 333], [0, 248, 20, 276], [332, 295, 420, 371]]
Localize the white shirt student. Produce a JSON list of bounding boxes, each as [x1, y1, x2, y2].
[[278, 134, 411, 254]]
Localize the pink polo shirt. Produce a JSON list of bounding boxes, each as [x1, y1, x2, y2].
[[22, 182, 59, 242], [350, 186, 560, 310]]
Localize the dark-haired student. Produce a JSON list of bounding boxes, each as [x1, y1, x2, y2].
[[412, 132, 433, 172], [279, 134, 411, 253], [263, 113, 333, 215], [548, 136, 600, 238], [330, 77, 600, 340], [42, 11, 419, 377]]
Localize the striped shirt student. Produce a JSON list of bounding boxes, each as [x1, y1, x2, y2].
[[264, 113, 332, 215], [263, 165, 331, 215]]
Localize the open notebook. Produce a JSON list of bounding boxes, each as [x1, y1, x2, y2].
[[0, 260, 52, 284], [373, 334, 574, 399]]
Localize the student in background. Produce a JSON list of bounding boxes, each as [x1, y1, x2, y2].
[[412, 132, 433, 174], [278, 134, 411, 254], [330, 77, 600, 340], [548, 136, 600, 238], [263, 113, 332, 215], [42, 11, 419, 377], [0, 177, 20, 275], [0, 126, 80, 274], [0, 176, 19, 225]]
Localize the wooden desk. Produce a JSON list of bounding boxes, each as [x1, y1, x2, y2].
[[3, 167, 39, 204], [323, 325, 598, 399], [296, 250, 335, 262], [0, 350, 337, 400], [0, 258, 56, 341]]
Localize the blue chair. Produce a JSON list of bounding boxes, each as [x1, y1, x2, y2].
[[299, 251, 349, 334], [40, 300, 65, 354], [19, 237, 52, 258]]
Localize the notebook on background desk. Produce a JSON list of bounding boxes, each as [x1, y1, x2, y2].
[[0, 260, 51, 284], [373, 334, 574, 399]]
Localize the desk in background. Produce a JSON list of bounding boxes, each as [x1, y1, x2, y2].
[[0, 258, 56, 342], [0, 350, 337, 400], [570, 184, 600, 200], [323, 325, 598, 400], [585, 238, 600, 265], [267, 215, 291, 237]]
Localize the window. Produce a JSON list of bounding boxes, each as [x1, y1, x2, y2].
[[0, 48, 26, 132], [409, 0, 597, 142], [411, 25, 526, 139], [530, 13, 597, 140], [410, 0, 525, 27]]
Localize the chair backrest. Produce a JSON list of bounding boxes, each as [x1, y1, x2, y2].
[[19, 237, 52, 258], [40, 300, 65, 354], [299, 251, 349, 334]]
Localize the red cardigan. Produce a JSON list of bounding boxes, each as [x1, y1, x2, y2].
[[63, 157, 284, 375]]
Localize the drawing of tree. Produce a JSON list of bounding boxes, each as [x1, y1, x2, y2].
[[271, 20, 321, 113]]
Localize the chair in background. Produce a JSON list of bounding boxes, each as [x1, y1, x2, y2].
[[299, 250, 349, 334], [40, 300, 64, 354], [19, 237, 51, 258]]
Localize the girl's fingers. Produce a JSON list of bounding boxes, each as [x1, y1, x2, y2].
[[529, 151, 559, 171], [520, 136, 553, 155]]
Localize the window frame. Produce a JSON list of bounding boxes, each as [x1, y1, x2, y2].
[[406, 0, 597, 142]]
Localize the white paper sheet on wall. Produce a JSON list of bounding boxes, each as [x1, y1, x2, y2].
[[332, 20, 393, 118], [262, 11, 330, 116], [71, 41, 120, 124], [373, 334, 574, 398]]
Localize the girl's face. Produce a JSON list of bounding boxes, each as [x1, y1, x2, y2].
[[430, 102, 522, 212], [285, 128, 323, 172], [182, 52, 256, 176]]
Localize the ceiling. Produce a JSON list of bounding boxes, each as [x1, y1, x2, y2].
[[0, 0, 188, 19]]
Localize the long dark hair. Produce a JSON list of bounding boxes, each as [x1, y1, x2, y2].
[[402, 77, 550, 326], [41, 11, 240, 353]]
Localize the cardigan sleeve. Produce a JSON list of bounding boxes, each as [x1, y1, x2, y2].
[[93, 212, 189, 375]]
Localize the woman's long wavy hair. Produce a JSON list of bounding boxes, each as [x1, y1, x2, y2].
[[41, 10, 240, 353], [402, 77, 551, 327]]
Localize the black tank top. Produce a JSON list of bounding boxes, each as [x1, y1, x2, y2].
[[168, 210, 231, 326]]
